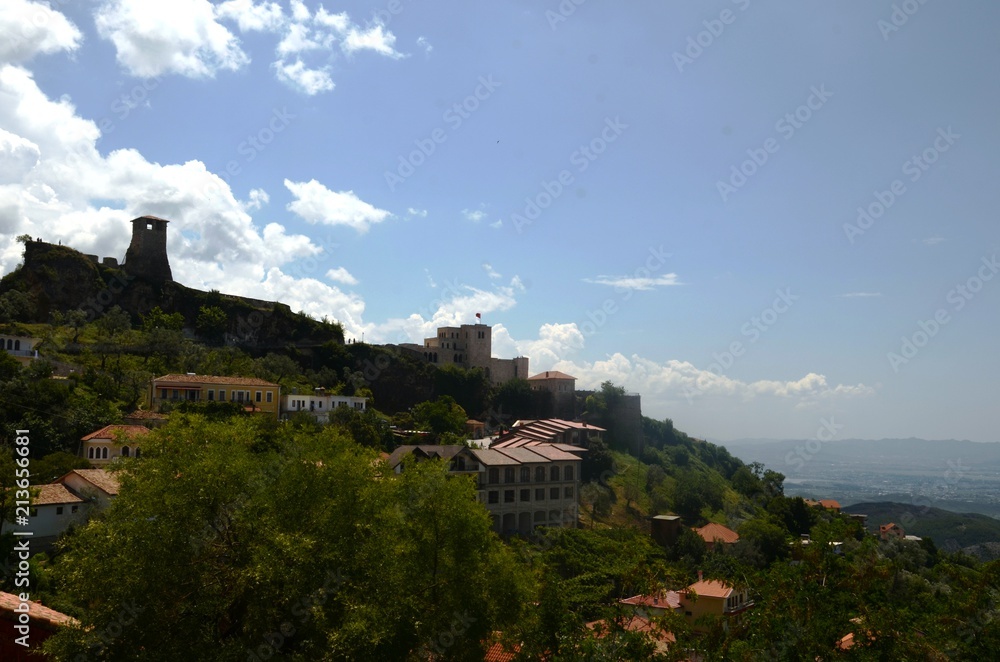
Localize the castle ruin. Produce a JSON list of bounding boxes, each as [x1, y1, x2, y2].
[[123, 216, 172, 282]]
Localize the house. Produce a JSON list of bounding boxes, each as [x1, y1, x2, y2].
[[527, 371, 577, 418], [0, 484, 86, 543], [494, 418, 605, 448], [693, 522, 740, 550], [80, 424, 150, 465], [57, 469, 121, 509], [0, 592, 78, 661], [805, 497, 841, 513], [619, 590, 682, 619], [0, 335, 40, 365], [150, 374, 280, 417], [387, 441, 585, 536], [679, 575, 753, 632], [281, 390, 367, 422], [880, 522, 905, 541], [650, 514, 683, 547]]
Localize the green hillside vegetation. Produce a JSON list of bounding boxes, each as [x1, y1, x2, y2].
[[845, 501, 1000, 549]]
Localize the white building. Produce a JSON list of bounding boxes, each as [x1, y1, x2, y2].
[[282, 391, 367, 423]]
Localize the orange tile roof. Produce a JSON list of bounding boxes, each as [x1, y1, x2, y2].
[[483, 641, 520, 661], [819, 499, 841, 509], [34, 483, 85, 506], [81, 424, 151, 441], [527, 371, 576, 381], [620, 591, 681, 610], [62, 469, 120, 496], [694, 522, 740, 545], [0, 592, 79, 628], [684, 579, 734, 599], [586, 615, 676, 643], [153, 374, 278, 387]]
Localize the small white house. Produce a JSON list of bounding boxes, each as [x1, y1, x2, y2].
[[1, 485, 86, 542], [282, 391, 367, 423]]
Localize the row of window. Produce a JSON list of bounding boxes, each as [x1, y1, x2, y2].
[[54, 505, 80, 516], [86, 446, 141, 459], [3, 338, 23, 350], [158, 388, 274, 404], [486, 486, 574, 504], [487, 465, 574, 485], [289, 400, 365, 410]]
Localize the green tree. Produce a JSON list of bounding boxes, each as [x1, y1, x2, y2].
[[196, 305, 228, 345], [140, 306, 184, 332], [412, 395, 467, 437]]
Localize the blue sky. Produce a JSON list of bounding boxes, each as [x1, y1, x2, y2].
[[1, 0, 998, 443]]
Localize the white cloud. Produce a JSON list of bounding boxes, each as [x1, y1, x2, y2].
[[583, 273, 681, 290], [289, 0, 311, 23], [462, 208, 487, 222], [490, 219, 503, 230], [314, 8, 349, 33], [0, 128, 40, 184], [95, 0, 249, 78], [273, 58, 334, 95], [342, 21, 404, 59], [214, 0, 284, 33], [482, 262, 502, 280], [0, 0, 82, 65], [417, 36, 433, 56], [407, 207, 428, 218], [243, 188, 269, 211], [276, 21, 324, 57], [284, 179, 391, 232], [838, 292, 882, 298], [326, 266, 358, 286]]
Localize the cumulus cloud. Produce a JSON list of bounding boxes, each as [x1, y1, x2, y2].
[[462, 208, 488, 223], [342, 22, 404, 59], [417, 36, 433, 56], [95, 0, 249, 78], [284, 179, 391, 232], [0, 0, 82, 65], [0, 128, 40, 184], [273, 58, 334, 95], [482, 262, 502, 280], [583, 273, 681, 290], [214, 0, 284, 33], [326, 266, 358, 286]]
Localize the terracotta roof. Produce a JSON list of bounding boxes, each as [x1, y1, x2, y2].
[[81, 424, 151, 442], [153, 374, 278, 387], [33, 484, 85, 506], [527, 371, 577, 381], [483, 641, 520, 662], [61, 469, 120, 496], [470, 449, 522, 466], [385, 445, 465, 469], [694, 522, 740, 545], [0, 592, 79, 629], [586, 615, 676, 643], [620, 591, 681, 610], [684, 579, 734, 599], [819, 499, 841, 509]]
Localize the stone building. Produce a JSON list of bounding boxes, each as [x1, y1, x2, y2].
[[123, 215, 172, 282], [400, 322, 529, 385]]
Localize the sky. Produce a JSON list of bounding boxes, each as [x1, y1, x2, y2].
[[1, 1, 998, 443]]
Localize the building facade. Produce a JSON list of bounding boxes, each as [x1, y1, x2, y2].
[[149, 374, 280, 417], [282, 391, 368, 422], [80, 424, 150, 465], [400, 323, 529, 385], [1, 335, 40, 365]]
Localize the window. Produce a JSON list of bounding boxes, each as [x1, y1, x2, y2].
[[135, 448, 141, 459], [564, 486, 574, 498], [121, 446, 130, 458], [488, 491, 499, 504], [207, 389, 215, 401], [219, 390, 226, 402], [564, 466, 574, 481], [520, 467, 530, 483], [87, 447, 94, 459], [488, 468, 499, 485], [550, 488, 559, 500], [255, 391, 262, 402], [266, 391, 273, 403], [535, 466, 545, 482], [71, 505, 78, 514], [56, 506, 64, 515], [535, 488, 545, 501], [520, 489, 530, 502], [504, 467, 515, 484], [102, 448, 109, 459], [550, 466, 560, 482], [504, 490, 515, 503]]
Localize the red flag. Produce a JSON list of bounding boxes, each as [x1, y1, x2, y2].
[[475, 312, 481, 319]]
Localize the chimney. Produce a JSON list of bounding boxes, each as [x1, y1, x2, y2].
[[697, 570, 703, 582]]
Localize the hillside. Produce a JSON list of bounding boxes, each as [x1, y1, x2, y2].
[[844, 501, 1000, 552]]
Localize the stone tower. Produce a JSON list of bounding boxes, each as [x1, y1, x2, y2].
[[123, 216, 172, 282]]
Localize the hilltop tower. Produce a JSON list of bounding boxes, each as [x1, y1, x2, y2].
[[123, 216, 172, 282]]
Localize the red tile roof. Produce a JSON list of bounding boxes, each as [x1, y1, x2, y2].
[[61, 469, 121, 496], [684, 579, 734, 599], [483, 641, 520, 661], [527, 371, 577, 381], [34, 483, 85, 506], [153, 374, 278, 387], [81, 424, 151, 441], [620, 591, 681, 610], [819, 499, 841, 510], [586, 615, 676, 644], [694, 522, 740, 545], [0, 592, 79, 628]]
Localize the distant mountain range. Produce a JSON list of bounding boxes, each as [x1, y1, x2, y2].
[[844, 501, 1000, 560]]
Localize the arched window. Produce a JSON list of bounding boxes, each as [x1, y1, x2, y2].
[[550, 466, 560, 482], [101, 447, 109, 459], [135, 448, 142, 459], [87, 447, 94, 459], [5, 339, 11, 350], [121, 446, 130, 458], [13, 340, 20, 350], [535, 467, 545, 482], [564, 465, 574, 481]]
